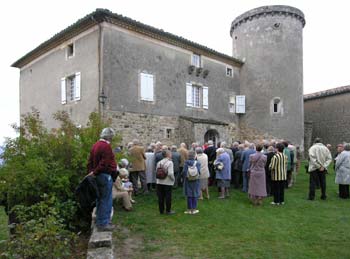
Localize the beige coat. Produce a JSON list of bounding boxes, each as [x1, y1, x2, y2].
[[129, 145, 146, 172], [196, 153, 210, 179]]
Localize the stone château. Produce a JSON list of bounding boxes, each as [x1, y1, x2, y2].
[[12, 5, 306, 148]]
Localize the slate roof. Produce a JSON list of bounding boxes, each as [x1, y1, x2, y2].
[[304, 85, 350, 101], [12, 9, 243, 68]]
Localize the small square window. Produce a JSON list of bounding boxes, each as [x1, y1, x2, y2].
[[226, 67, 233, 77], [67, 43, 74, 58]]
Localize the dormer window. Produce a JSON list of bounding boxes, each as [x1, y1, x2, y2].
[[192, 54, 201, 68], [67, 43, 74, 58]]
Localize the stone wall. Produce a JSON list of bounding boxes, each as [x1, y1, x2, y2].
[[304, 121, 313, 153], [239, 122, 279, 144], [304, 92, 350, 153], [107, 110, 239, 148], [107, 111, 180, 147]]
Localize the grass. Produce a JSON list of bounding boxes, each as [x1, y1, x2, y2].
[[113, 163, 350, 259]]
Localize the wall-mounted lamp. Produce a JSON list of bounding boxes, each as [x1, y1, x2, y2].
[[99, 90, 107, 105]]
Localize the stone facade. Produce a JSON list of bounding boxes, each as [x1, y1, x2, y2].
[[304, 86, 350, 153], [13, 6, 306, 149], [107, 110, 239, 147]]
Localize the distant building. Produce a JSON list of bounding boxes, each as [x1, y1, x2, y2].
[[304, 85, 350, 153], [12, 6, 306, 148]]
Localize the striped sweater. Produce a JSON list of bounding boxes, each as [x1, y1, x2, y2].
[[269, 152, 287, 181]]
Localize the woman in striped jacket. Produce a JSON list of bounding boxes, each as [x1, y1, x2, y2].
[[269, 143, 288, 205]]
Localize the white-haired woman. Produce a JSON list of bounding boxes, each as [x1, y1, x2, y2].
[[113, 168, 134, 211], [335, 143, 350, 199], [196, 147, 210, 199]]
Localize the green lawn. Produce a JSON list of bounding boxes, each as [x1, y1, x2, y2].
[[113, 164, 350, 259]]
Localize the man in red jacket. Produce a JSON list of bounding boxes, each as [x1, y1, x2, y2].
[[87, 128, 117, 231]]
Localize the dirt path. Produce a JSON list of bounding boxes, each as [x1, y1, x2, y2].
[[113, 225, 186, 259]]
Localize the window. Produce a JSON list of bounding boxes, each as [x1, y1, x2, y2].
[[61, 72, 81, 104], [140, 72, 154, 102], [186, 83, 208, 109], [226, 66, 233, 77], [229, 95, 235, 113], [165, 128, 173, 139], [272, 97, 282, 114], [235, 95, 246, 114], [192, 54, 201, 68], [67, 43, 74, 58]]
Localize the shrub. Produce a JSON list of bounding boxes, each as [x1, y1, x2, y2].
[[0, 109, 122, 257]]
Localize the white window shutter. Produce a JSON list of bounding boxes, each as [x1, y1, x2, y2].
[[140, 73, 154, 101], [186, 83, 193, 107], [236, 95, 246, 114], [202, 86, 208, 109], [147, 74, 154, 101], [74, 72, 81, 101], [61, 77, 66, 104]]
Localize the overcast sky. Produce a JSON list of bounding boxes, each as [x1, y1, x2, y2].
[[1, 0, 349, 144]]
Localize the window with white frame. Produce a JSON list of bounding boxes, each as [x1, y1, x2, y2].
[[140, 72, 154, 102], [61, 72, 81, 104], [235, 95, 246, 114], [226, 66, 233, 77], [229, 95, 235, 113], [191, 54, 201, 68], [186, 83, 208, 109]]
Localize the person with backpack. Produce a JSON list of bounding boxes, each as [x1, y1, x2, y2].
[[183, 150, 201, 215], [155, 150, 176, 215]]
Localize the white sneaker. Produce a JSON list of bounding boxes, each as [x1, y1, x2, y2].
[[192, 209, 199, 214], [184, 210, 191, 214], [270, 202, 278, 205]]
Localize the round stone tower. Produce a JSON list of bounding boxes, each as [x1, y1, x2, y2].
[[231, 5, 305, 148]]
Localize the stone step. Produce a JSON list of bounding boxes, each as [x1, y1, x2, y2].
[[87, 247, 114, 259], [88, 228, 113, 249]]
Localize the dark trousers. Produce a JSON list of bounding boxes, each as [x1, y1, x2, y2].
[[309, 170, 326, 200], [286, 170, 292, 188], [272, 181, 285, 204], [178, 167, 184, 187], [187, 197, 198, 209], [173, 170, 180, 188], [130, 171, 147, 194], [266, 172, 272, 196], [208, 163, 216, 186], [157, 184, 172, 213], [339, 184, 349, 199], [232, 169, 242, 189]]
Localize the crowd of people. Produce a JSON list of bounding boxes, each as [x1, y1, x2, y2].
[[86, 128, 350, 231]]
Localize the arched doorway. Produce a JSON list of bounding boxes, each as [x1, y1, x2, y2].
[[204, 129, 219, 147]]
